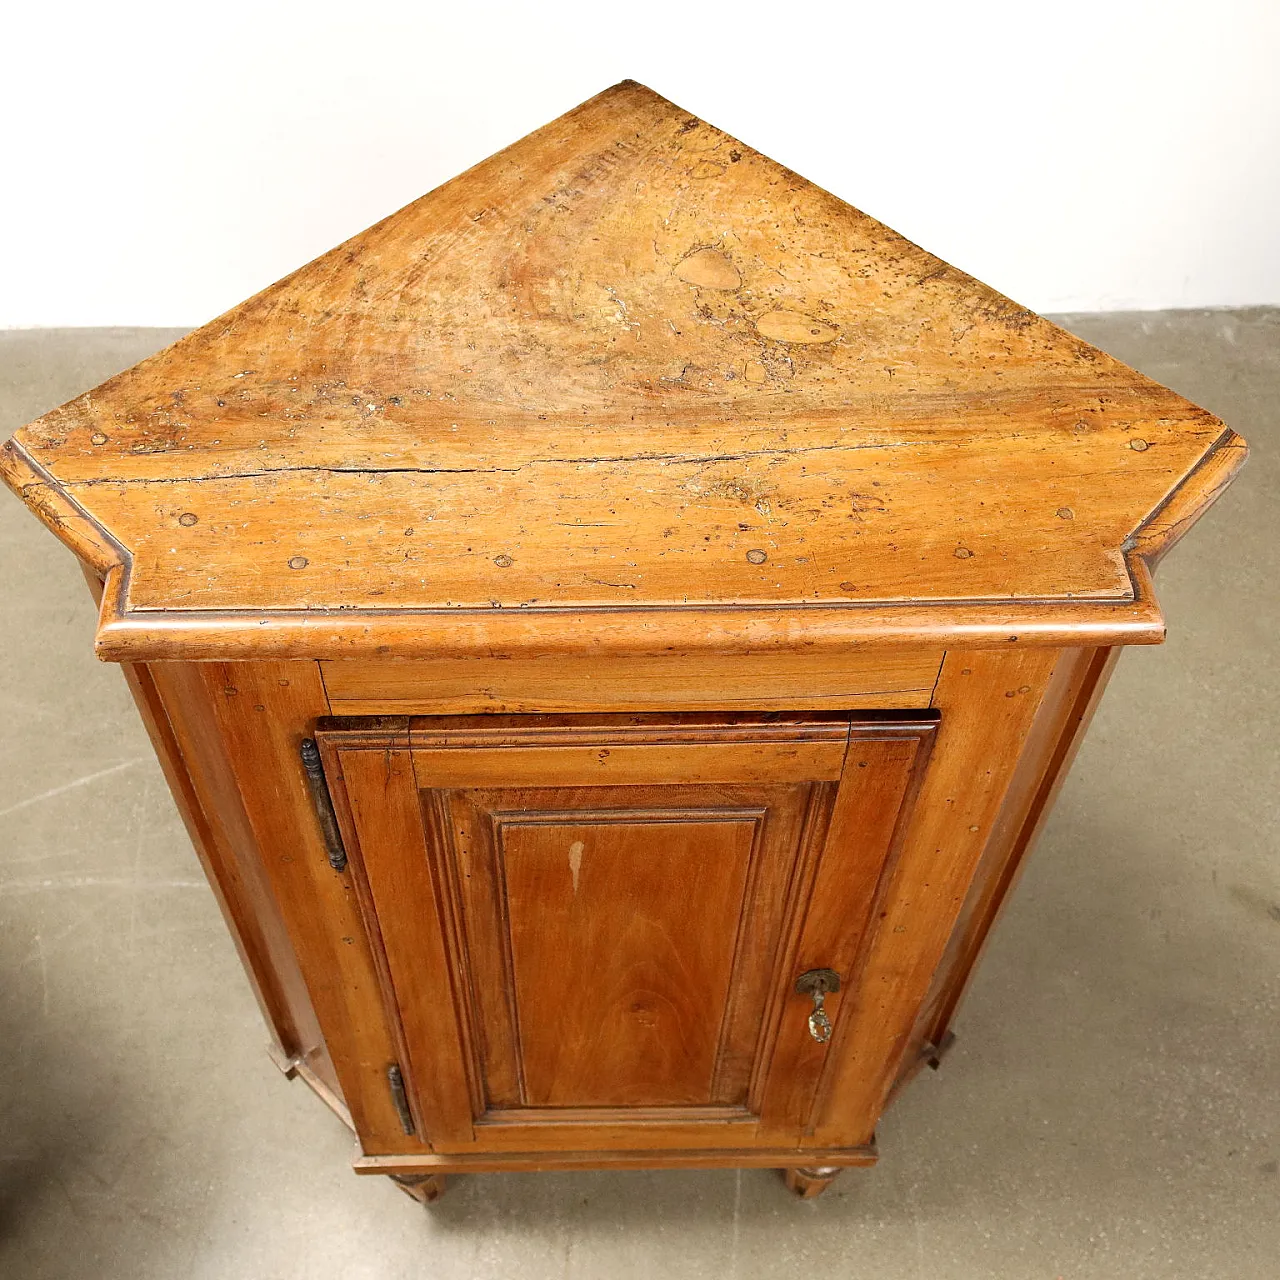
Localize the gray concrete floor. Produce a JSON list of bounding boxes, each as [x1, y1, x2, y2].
[[0, 313, 1276, 1278]]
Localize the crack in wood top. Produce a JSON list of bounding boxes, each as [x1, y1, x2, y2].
[[0, 81, 1247, 660]]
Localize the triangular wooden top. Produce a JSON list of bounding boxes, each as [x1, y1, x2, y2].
[[1, 82, 1245, 661]]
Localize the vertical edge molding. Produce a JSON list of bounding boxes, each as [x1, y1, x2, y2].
[[900, 646, 1121, 1083], [79, 562, 331, 1092], [189, 660, 423, 1154], [807, 647, 1062, 1146]]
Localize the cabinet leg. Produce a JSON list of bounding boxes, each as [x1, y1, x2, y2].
[[390, 1173, 447, 1205], [782, 1166, 842, 1199]]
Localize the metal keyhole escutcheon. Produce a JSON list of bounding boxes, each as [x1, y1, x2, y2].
[[795, 968, 841, 1043]]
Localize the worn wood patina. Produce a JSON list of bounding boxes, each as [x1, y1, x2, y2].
[[0, 81, 1243, 661], [1, 82, 1245, 1203]]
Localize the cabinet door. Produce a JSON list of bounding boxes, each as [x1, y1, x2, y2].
[[318, 713, 933, 1154]]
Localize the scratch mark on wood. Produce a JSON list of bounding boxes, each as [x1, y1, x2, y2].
[[568, 840, 584, 895]]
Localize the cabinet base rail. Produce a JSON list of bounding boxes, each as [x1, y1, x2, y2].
[[354, 1142, 877, 1176]]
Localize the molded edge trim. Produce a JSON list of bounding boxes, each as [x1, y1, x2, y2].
[[352, 1142, 878, 1174], [91, 592, 1167, 659], [1125, 427, 1248, 569], [0, 438, 124, 574], [2, 430, 1249, 661]]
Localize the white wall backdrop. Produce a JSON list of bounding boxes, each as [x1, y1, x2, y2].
[[3, 0, 1278, 327]]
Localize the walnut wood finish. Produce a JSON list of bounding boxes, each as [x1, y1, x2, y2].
[[354, 1145, 877, 1176], [805, 647, 1061, 1146], [78, 567, 327, 1082], [783, 1166, 843, 1199], [319, 714, 934, 1157], [902, 646, 1122, 1084], [319, 649, 943, 716], [390, 1174, 447, 1205], [175, 662, 421, 1152], [1, 81, 1244, 1203], [0, 83, 1244, 663]]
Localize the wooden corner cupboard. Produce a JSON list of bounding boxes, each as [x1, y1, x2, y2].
[[1, 81, 1245, 1204]]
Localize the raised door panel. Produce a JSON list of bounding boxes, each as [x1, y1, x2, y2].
[[319, 713, 934, 1155], [502, 812, 755, 1108], [439, 782, 820, 1115]]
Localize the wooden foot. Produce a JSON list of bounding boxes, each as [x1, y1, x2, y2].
[[782, 1166, 842, 1199], [926, 1030, 957, 1070], [390, 1173, 447, 1205]]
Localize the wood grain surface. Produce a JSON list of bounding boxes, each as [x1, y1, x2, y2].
[[318, 713, 934, 1154], [319, 649, 943, 715], [0, 81, 1244, 661], [0, 77, 1248, 1200]]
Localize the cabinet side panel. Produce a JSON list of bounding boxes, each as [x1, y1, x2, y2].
[[808, 648, 1061, 1147], [80, 565, 339, 1104], [896, 646, 1120, 1087], [127, 663, 313, 1061], [191, 661, 421, 1153], [336, 745, 479, 1147]]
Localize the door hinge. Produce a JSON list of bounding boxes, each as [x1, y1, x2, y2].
[[387, 1063, 416, 1136], [300, 738, 347, 872]]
